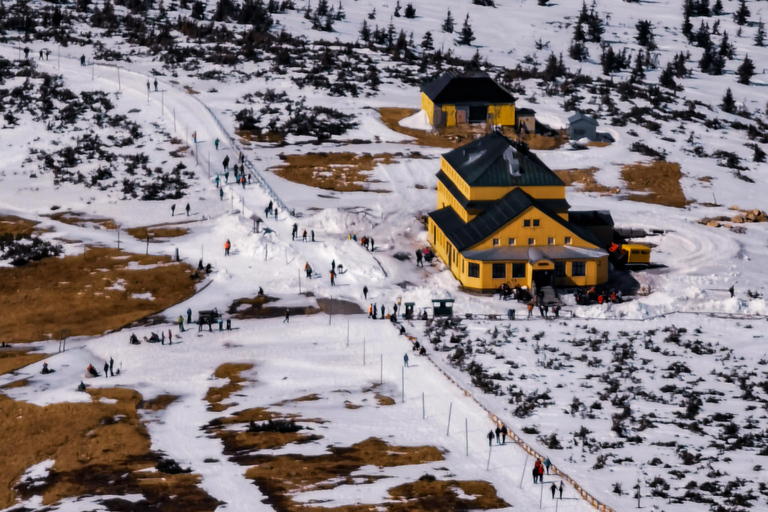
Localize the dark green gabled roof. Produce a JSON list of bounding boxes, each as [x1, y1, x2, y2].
[[442, 132, 564, 188], [421, 70, 516, 105], [429, 187, 602, 252]]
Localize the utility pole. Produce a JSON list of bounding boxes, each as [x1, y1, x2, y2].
[[446, 402, 452, 435], [117, 66, 121, 92], [161, 90, 165, 116]]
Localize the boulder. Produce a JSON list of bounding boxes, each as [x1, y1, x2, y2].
[[706, 220, 720, 228]]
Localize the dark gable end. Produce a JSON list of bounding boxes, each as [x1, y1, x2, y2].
[[421, 70, 516, 105]]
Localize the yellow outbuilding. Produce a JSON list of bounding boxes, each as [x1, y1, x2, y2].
[[427, 132, 612, 292], [420, 70, 516, 128]]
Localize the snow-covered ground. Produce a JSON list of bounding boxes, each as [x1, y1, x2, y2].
[[2, 0, 768, 510]]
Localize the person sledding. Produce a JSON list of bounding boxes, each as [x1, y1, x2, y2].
[[87, 364, 99, 377], [41, 361, 53, 374]]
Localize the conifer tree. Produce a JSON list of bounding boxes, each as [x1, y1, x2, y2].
[[442, 9, 454, 33], [635, 20, 655, 48], [421, 31, 434, 51], [712, 0, 723, 15], [393, 0, 401, 17], [719, 31, 734, 59], [737, 54, 755, 84], [404, 2, 415, 18], [734, 0, 750, 26], [630, 51, 645, 81], [458, 14, 475, 45], [755, 19, 766, 47], [720, 87, 735, 113], [359, 19, 371, 41]]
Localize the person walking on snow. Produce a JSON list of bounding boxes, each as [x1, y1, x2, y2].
[[363, 286, 368, 300], [415, 249, 423, 267], [223, 155, 230, 172], [403, 353, 409, 367], [153, 78, 158, 91], [527, 302, 534, 319], [284, 309, 290, 323], [380, 304, 385, 319], [544, 457, 551, 474], [146, 79, 150, 92], [80, 54, 85, 65], [302, 230, 307, 242], [109, 357, 114, 376], [501, 425, 507, 444], [192, 131, 197, 144], [538, 462, 544, 481], [495, 426, 501, 444], [330, 271, 335, 286], [187, 308, 192, 324], [292, 224, 298, 241], [267, 201, 273, 215], [185, 203, 191, 216], [215, 175, 220, 188], [171, 204, 176, 216], [224, 171, 229, 183], [219, 188, 224, 201], [368, 304, 373, 317], [487, 430, 494, 447], [729, 285, 735, 298], [550, 483, 557, 499], [559, 482, 564, 499], [311, 230, 315, 242], [214, 138, 219, 150], [532, 466, 539, 484], [241, 176, 246, 189], [39, 49, 43, 60], [104, 362, 110, 378], [178, 315, 184, 332], [224, 239, 231, 256], [331, 259, 336, 273]]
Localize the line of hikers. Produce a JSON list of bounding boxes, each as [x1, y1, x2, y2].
[[575, 287, 623, 306], [526, 299, 561, 319], [264, 200, 279, 219], [292, 223, 314, 242], [170, 203, 191, 216], [415, 248, 434, 266]]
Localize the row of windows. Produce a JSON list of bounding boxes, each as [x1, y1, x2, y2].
[[467, 261, 586, 279], [492, 237, 572, 246], [523, 219, 540, 227]]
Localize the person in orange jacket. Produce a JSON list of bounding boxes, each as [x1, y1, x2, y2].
[[224, 239, 231, 256]]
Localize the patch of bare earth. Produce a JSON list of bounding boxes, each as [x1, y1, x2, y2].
[[0, 388, 218, 511], [228, 295, 320, 319], [621, 161, 689, 208], [377, 108, 486, 148], [554, 168, 618, 194], [0, 215, 44, 237], [244, 437, 445, 512], [236, 129, 285, 144], [0, 349, 48, 377], [270, 153, 395, 192], [127, 225, 191, 242], [45, 211, 117, 230], [205, 363, 254, 412], [522, 130, 569, 150], [0, 247, 196, 343]]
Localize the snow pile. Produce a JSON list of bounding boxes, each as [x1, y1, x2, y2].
[[398, 110, 432, 131]]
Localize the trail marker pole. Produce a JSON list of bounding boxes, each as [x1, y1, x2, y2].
[[465, 418, 469, 456], [401, 366, 404, 403], [446, 402, 452, 435], [196, 146, 199, 165], [117, 66, 121, 91], [346, 320, 349, 347], [556, 497, 559, 512], [486, 445, 492, 471], [520, 455, 529, 488], [92, 63, 94, 81], [117, 229, 121, 249], [161, 90, 165, 116], [539, 478, 544, 509], [380, 354, 383, 385], [146, 235, 150, 255], [363, 337, 366, 366], [57, 45, 60, 69], [422, 392, 425, 419], [298, 268, 301, 294], [173, 108, 176, 132], [208, 152, 211, 177]]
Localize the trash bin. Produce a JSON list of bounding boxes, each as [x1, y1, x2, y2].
[[507, 309, 515, 320]]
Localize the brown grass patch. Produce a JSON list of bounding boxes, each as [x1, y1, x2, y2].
[[522, 130, 569, 150], [236, 129, 285, 144], [0, 247, 196, 343], [1, 378, 29, 389], [183, 85, 200, 95], [621, 161, 689, 208], [375, 393, 395, 406], [126, 226, 190, 242], [554, 168, 618, 194], [271, 152, 396, 192], [142, 394, 179, 411], [0, 350, 48, 376], [45, 211, 117, 230], [244, 437, 444, 510], [274, 394, 321, 406], [205, 363, 254, 412], [586, 140, 611, 148], [0, 388, 218, 511], [344, 401, 362, 409], [0, 216, 43, 237], [388, 479, 508, 511], [378, 108, 487, 148], [170, 145, 189, 158]]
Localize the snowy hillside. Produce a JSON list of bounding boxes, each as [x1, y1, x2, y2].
[[1, 0, 768, 511]]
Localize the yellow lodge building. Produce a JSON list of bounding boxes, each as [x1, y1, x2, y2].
[[427, 132, 612, 292], [421, 70, 516, 128]]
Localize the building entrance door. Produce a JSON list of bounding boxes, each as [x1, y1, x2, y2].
[[532, 270, 553, 289]]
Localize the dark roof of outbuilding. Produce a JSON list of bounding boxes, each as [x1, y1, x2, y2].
[[442, 132, 564, 188], [516, 108, 536, 116], [421, 70, 516, 105], [429, 187, 602, 251], [568, 210, 614, 228], [567, 112, 598, 126]]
